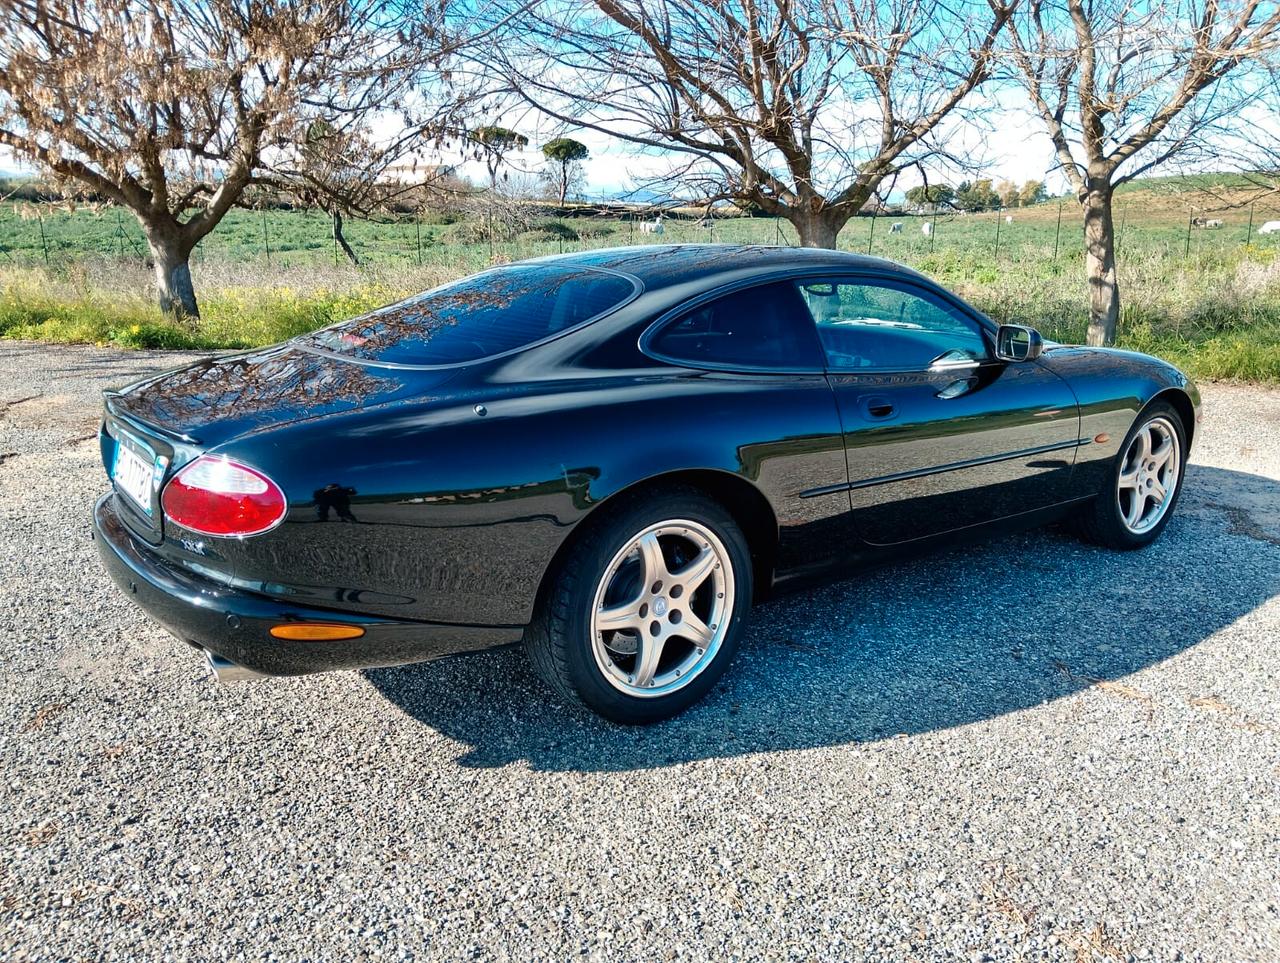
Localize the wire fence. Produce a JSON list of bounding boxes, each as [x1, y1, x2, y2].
[[3, 199, 1280, 273]]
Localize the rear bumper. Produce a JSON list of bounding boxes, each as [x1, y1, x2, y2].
[[93, 493, 523, 676]]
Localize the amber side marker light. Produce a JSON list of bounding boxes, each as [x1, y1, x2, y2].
[[269, 624, 365, 641]]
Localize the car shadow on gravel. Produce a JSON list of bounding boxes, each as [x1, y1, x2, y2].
[[365, 465, 1280, 772]]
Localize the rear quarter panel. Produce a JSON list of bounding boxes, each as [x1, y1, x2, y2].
[[204, 369, 851, 626]]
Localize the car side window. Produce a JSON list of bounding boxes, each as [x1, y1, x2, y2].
[[649, 281, 825, 370], [796, 279, 988, 371]]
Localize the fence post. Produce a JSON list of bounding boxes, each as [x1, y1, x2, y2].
[[1053, 199, 1063, 260], [866, 210, 876, 255], [38, 213, 50, 266], [994, 213, 1001, 259], [775, 216, 781, 246], [116, 209, 125, 258], [262, 209, 271, 265], [1184, 211, 1193, 258], [332, 211, 339, 265], [930, 210, 938, 253], [416, 218, 423, 265], [1246, 202, 1255, 245]]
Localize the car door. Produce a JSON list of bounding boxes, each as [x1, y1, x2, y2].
[[796, 275, 1081, 545], [642, 279, 860, 580]]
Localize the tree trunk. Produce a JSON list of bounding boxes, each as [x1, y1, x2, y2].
[[332, 209, 359, 265], [1082, 180, 1119, 347], [791, 210, 843, 249], [558, 164, 568, 207], [146, 230, 199, 319]]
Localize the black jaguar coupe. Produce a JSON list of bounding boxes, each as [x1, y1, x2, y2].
[[95, 245, 1200, 723]]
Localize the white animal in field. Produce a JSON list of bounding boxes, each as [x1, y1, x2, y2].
[[1257, 220, 1280, 235], [639, 214, 665, 235], [1203, 218, 1223, 229], [1005, 214, 1013, 224], [890, 222, 903, 233], [921, 222, 933, 237]]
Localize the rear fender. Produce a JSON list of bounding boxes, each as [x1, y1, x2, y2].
[[203, 371, 847, 626]]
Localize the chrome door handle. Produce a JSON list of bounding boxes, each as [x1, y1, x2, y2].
[[929, 358, 981, 373]]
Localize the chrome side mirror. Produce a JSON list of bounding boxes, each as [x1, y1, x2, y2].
[[995, 324, 1044, 362]]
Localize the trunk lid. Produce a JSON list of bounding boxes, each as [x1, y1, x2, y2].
[[100, 344, 456, 544], [106, 344, 452, 448]]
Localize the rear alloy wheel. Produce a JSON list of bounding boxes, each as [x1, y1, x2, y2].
[[1075, 401, 1187, 550], [526, 489, 752, 724], [591, 519, 734, 698]]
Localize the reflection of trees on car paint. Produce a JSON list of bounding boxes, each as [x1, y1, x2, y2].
[[116, 349, 402, 428], [299, 264, 635, 365]]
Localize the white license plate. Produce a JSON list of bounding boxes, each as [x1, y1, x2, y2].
[[113, 442, 155, 514]]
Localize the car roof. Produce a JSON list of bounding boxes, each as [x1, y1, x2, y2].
[[530, 244, 928, 292]]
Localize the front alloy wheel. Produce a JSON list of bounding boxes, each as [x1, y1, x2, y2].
[[1075, 400, 1188, 550], [1115, 415, 1181, 535]]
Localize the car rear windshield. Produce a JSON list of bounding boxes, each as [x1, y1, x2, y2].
[[299, 264, 636, 366]]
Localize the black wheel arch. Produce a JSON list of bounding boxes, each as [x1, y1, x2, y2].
[[1150, 386, 1197, 450], [530, 468, 780, 627]]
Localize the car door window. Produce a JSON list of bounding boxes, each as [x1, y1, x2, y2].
[[649, 282, 825, 370], [796, 279, 988, 371]]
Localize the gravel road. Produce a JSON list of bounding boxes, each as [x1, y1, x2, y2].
[[2, 341, 1278, 962]]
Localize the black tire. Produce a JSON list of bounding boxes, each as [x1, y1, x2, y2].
[[525, 486, 754, 724], [1074, 400, 1187, 550]]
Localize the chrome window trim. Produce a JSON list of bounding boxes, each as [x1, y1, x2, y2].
[[639, 267, 999, 377]]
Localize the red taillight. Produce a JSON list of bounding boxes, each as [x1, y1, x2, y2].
[[161, 456, 287, 537]]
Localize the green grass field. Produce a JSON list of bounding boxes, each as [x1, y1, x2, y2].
[[3, 193, 1280, 381], [4, 196, 1279, 266]]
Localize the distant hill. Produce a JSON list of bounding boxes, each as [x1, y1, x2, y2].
[[1112, 172, 1270, 196], [1005, 172, 1280, 223]]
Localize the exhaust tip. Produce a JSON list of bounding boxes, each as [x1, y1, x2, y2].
[[203, 649, 267, 682]]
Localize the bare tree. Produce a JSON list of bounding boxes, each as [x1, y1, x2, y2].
[[484, 0, 1015, 248], [0, 0, 460, 317], [1219, 65, 1280, 206], [276, 121, 465, 266], [1009, 0, 1280, 345]]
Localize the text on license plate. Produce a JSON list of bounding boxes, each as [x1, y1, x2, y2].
[[113, 443, 155, 514]]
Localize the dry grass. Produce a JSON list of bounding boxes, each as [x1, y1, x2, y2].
[[22, 700, 70, 733], [22, 822, 60, 847], [1189, 695, 1267, 733]]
